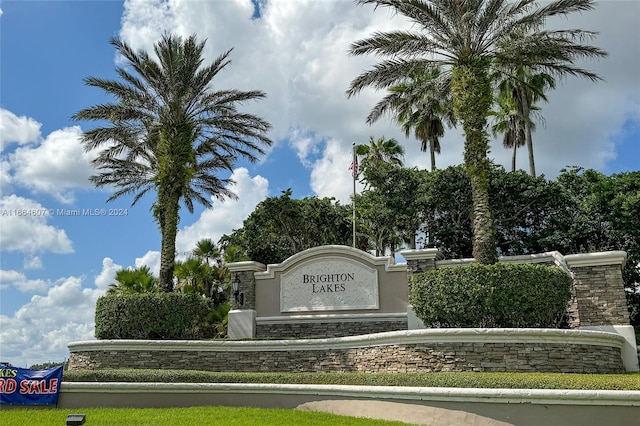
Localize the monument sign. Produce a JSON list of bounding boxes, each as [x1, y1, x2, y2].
[[280, 256, 379, 312]]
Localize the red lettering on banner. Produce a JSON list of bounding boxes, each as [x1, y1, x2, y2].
[[18, 379, 58, 394], [0, 378, 18, 393]]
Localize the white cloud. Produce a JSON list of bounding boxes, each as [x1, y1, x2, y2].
[[0, 269, 49, 293], [23, 255, 43, 270], [309, 139, 363, 204], [0, 276, 102, 366], [0, 159, 12, 195], [118, 0, 639, 183], [9, 126, 95, 204], [94, 257, 122, 290], [175, 167, 269, 255], [0, 195, 73, 254], [135, 250, 161, 277], [0, 108, 42, 152]]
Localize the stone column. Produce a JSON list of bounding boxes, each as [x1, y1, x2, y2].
[[226, 261, 266, 339], [565, 251, 638, 372], [399, 248, 444, 291], [398, 248, 443, 330]]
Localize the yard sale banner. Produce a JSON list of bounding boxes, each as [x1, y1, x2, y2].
[[0, 366, 63, 405]]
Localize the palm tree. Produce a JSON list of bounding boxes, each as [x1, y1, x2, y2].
[[355, 136, 405, 184], [107, 266, 157, 296], [347, 0, 607, 264], [368, 68, 454, 171], [73, 34, 272, 291], [495, 66, 556, 177], [193, 238, 222, 266], [174, 256, 209, 295], [490, 92, 526, 172]]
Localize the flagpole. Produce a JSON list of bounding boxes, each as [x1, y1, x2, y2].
[[352, 142, 356, 248]]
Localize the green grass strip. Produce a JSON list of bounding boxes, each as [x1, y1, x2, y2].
[[64, 370, 640, 390], [0, 406, 410, 426]]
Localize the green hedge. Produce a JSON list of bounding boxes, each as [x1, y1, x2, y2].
[[95, 293, 213, 339], [410, 263, 572, 328], [63, 369, 640, 390]]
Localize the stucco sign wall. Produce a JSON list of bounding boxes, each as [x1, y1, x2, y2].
[[280, 256, 379, 312]]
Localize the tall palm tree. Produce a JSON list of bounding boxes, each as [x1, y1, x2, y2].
[[73, 34, 272, 291], [490, 92, 526, 172], [347, 0, 607, 264], [107, 266, 157, 296], [368, 68, 454, 171], [495, 66, 556, 177]]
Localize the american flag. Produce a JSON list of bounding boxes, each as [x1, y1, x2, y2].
[[348, 157, 358, 178]]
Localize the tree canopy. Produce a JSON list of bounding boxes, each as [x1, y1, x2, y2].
[[220, 189, 352, 265]]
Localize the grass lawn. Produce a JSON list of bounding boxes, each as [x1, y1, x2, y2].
[[0, 406, 410, 426]]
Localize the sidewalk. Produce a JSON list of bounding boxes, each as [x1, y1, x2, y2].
[[296, 400, 514, 426]]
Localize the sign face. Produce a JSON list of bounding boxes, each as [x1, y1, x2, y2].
[[280, 256, 379, 312], [0, 366, 63, 405]]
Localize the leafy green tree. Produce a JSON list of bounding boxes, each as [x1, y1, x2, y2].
[[420, 165, 569, 259], [221, 190, 352, 265], [356, 162, 425, 254], [347, 0, 607, 264], [550, 168, 640, 324], [73, 34, 272, 292], [354, 189, 396, 256], [420, 165, 473, 257], [107, 266, 158, 296], [489, 168, 568, 256], [367, 68, 454, 171]]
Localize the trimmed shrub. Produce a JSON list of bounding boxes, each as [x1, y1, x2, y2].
[[410, 263, 572, 328], [95, 293, 213, 339]]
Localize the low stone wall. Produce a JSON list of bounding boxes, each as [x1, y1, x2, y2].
[[68, 329, 625, 374], [255, 315, 408, 339]]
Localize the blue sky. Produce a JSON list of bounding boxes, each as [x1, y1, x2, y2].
[[0, 0, 638, 367]]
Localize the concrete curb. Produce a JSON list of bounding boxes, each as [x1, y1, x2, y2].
[[61, 382, 640, 406]]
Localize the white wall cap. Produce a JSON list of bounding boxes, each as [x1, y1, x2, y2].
[[498, 251, 564, 265], [436, 258, 475, 268], [227, 261, 266, 273], [68, 328, 624, 353], [564, 251, 627, 268], [398, 248, 444, 261]]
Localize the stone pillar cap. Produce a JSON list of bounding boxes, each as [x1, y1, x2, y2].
[[564, 251, 627, 268], [227, 261, 267, 272], [398, 248, 444, 261]]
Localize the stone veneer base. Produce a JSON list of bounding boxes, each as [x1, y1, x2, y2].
[[68, 329, 626, 374]]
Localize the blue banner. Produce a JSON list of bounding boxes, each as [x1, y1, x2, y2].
[[0, 366, 63, 405]]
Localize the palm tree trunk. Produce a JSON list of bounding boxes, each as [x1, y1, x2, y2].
[[157, 192, 180, 292], [429, 140, 436, 171], [525, 123, 536, 177], [452, 61, 497, 265], [519, 87, 536, 177], [512, 143, 517, 172], [156, 127, 190, 292]]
